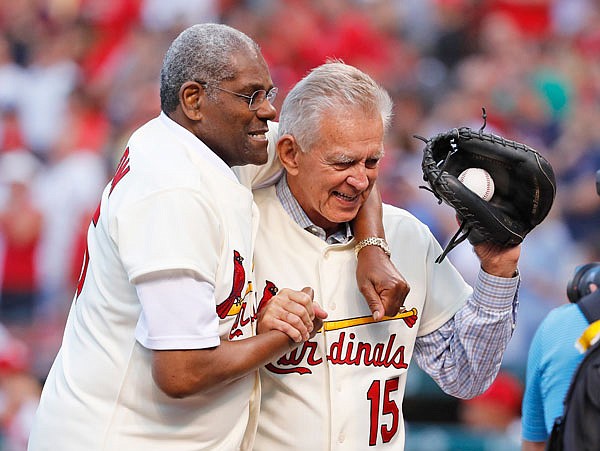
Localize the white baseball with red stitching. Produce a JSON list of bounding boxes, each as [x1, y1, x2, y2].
[[458, 167, 495, 201]]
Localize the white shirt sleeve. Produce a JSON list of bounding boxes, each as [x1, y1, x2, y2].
[[134, 275, 220, 350]]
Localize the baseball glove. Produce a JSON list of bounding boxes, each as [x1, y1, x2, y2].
[[417, 111, 556, 263]]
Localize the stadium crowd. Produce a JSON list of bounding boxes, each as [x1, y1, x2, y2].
[[0, 0, 599, 449]]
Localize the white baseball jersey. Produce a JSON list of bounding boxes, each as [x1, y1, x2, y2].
[[28, 113, 278, 451], [252, 186, 472, 450]]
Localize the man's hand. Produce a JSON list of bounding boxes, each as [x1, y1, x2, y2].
[[257, 287, 328, 342], [352, 183, 410, 320], [473, 242, 521, 278], [356, 246, 410, 320]]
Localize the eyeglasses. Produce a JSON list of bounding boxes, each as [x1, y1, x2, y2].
[[196, 80, 278, 111]]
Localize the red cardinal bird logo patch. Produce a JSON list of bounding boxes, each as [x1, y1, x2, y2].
[[258, 280, 278, 311], [216, 250, 247, 319]]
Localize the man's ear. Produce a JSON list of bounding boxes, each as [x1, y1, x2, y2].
[[277, 134, 301, 176], [179, 81, 204, 121]]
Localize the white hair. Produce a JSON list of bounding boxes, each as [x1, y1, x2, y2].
[[278, 61, 393, 150]]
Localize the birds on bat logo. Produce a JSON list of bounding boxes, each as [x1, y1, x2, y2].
[[216, 250, 250, 318], [257, 280, 418, 329]]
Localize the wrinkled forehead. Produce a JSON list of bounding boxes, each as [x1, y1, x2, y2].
[[320, 105, 384, 138], [224, 49, 273, 88]]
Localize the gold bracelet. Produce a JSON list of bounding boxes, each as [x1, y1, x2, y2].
[[354, 237, 391, 258]]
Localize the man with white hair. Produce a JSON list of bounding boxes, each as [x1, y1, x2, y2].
[[253, 61, 522, 450]]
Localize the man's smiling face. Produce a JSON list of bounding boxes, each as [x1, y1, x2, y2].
[[196, 50, 277, 167], [286, 106, 384, 236]]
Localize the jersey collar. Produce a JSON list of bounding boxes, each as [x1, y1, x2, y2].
[[158, 112, 239, 183]]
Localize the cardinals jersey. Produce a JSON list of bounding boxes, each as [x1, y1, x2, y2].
[[252, 186, 472, 450], [28, 113, 274, 451]]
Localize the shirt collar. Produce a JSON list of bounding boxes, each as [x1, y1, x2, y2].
[[275, 173, 353, 244], [158, 111, 239, 183]]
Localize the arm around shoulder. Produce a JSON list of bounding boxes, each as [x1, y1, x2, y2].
[[353, 184, 410, 319]]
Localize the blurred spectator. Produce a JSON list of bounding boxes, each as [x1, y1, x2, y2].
[[0, 36, 24, 111], [459, 371, 523, 436], [483, 0, 552, 41], [404, 370, 523, 451], [32, 102, 107, 322], [378, 89, 451, 240], [0, 108, 26, 154], [14, 29, 80, 160], [0, 151, 43, 327], [100, 26, 166, 136], [0, 322, 40, 451], [429, 0, 477, 72], [551, 0, 595, 38], [551, 104, 600, 246], [76, 0, 142, 85], [140, 0, 218, 32]]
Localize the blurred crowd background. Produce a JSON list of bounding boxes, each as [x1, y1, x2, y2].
[[0, 0, 599, 449]]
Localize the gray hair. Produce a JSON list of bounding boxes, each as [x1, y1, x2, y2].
[[278, 61, 393, 150], [160, 23, 261, 113]]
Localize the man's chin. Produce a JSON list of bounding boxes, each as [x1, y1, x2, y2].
[[249, 153, 268, 166], [329, 210, 361, 225], [240, 146, 268, 166]]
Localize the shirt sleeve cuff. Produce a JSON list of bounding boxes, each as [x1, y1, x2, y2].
[[473, 268, 520, 311], [136, 333, 220, 351]]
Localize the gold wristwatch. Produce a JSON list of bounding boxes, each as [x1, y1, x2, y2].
[[354, 237, 391, 258]]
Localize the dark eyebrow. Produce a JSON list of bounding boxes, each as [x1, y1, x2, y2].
[[238, 81, 273, 92]]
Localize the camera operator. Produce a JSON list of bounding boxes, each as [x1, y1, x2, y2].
[[521, 261, 600, 450], [519, 167, 600, 450]]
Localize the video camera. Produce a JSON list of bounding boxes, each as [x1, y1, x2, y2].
[[567, 263, 600, 303]]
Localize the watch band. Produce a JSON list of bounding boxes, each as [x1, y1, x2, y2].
[[354, 237, 391, 258]]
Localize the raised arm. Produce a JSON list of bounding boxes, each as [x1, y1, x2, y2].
[[353, 183, 410, 320]]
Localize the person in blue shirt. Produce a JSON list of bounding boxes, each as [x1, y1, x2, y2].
[[521, 284, 599, 450]]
